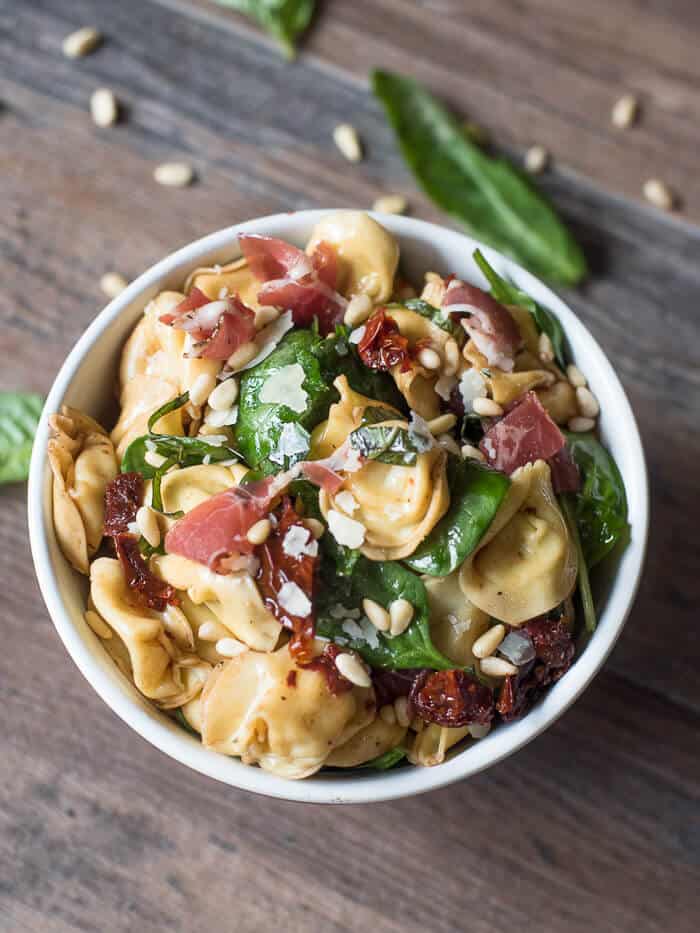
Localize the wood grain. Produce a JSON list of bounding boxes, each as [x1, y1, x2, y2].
[[1, 0, 699, 930]]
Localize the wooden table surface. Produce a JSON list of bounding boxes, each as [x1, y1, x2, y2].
[[1, 1, 699, 930]]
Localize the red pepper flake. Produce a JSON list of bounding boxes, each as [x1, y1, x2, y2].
[[286, 669, 298, 688], [104, 472, 143, 537], [358, 309, 412, 373], [256, 498, 318, 664], [115, 534, 178, 611], [409, 669, 494, 728], [300, 643, 354, 696]]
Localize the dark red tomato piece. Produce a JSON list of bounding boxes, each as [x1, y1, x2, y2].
[[358, 309, 412, 372], [409, 669, 495, 727], [300, 643, 355, 696], [104, 472, 143, 537], [115, 534, 177, 611]]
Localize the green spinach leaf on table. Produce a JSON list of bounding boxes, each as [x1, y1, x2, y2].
[[212, 0, 315, 59], [372, 69, 587, 287], [0, 391, 43, 484], [404, 457, 511, 576], [473, 248, 568, 368], [316, 556, 456, 671]]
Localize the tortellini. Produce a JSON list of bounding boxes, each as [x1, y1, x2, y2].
[[200, 646, 375, 779], [325, 717, 407, 768], [157, 463, 239, 515], [185, 257, 261, 311], [460, 460, 577, 625], [153, 553, 282, 652], [306, 211, 399, 302], [315, 377, 450, 562], [408, 724, 470, 767], [48, 407, 118, 574], [424, 572, 490, 669]]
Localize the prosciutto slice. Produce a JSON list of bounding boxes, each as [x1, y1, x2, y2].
[[479, 391, 565, 474], [548, 445, 581, 494], [159, 288, 256, 359], [239, 234, 346, 335], [442, 279, 521, 371]]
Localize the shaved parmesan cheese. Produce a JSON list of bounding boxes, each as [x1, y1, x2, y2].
[[435, 373, 458, 401], [349, 325, 366, 345], [282, 525, 319, 558], [459, 369, 488, 411], [327, 509, 366, 548], [408, 411, 435, 452], [260, 363, 308, 413], [268, 422, 311, 466], [239, 309, 293, 372], [277, 581, 312, 618], [335, 490, 359, 514], [341, 617, 380, 649]]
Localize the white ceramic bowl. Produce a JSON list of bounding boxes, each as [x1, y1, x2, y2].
[[28, 210, 648, 804]]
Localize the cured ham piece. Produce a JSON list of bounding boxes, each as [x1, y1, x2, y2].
[[442, 279, 521, 371], [479, 391, 565, 474], [239, 234, 346, 335], [548, 445, 581, 494], [160, 289, 256, 359]]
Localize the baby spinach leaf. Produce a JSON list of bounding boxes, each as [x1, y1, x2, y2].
[[317, 557, 456, 671], [364, 747, 407, 770], [404, 457, 511, 576], [473, 248, 567, 367], [0, 391, 43, 484], [349, 424, 421, 466], [560, 494, 596, 633], [359, 405, 400, 427], [565, 432, 629, 569], [212, 0, 315, 59], [173, 708, 200, 736], [387, 298, 461, 337], [372, 70, 587, 286]]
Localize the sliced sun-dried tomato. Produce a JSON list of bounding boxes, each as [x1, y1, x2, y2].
[[372, 668, 429, 709], [496, 614, 575, 722], [358, 309, 412, 373], [115, 534, 178, 611], [104, 472, 144, 537], [256, 498, 318, 664], [409, 669, 495, 728], [300, 643, 355, 696]]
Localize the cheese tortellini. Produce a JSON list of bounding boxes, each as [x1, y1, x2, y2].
[[424, 572, 490, 669], [460, 460, 578, 625], [48, 407, 118, 574], [201, 646, 375, 779]]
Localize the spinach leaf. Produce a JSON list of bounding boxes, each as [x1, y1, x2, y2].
[[211, 0, 315, 59], [349, 424, 423, 466], [473, 248, 567, 368], [387, 298, 461, 338], [235, 329, 404, 475], [359, 405, 400, 427], [316, 556, 455, 671], [364, 747, 407, 770], [560, 494, 596, 633], [565, 432, 629, 569], [404, 457, 510, 576], [173, 708, 200, 736], [372, 70, 587, 287], [0, 391, 43, 484]]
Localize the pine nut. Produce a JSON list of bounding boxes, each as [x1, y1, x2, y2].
[[643, 178, 674, 211], [372, 194, 407, 215], [255, 305, 280, 329], [462, 443, 486, 462], [333, 123, 363, 162], [417, 347, 442, 370], [566, 364, 587, 388], [394, 696, 411, 728], [437, 434, 461, 456], [480, 656, 518, 677], [362, 598, 391, 632], [568, 416, 596, 433], [145, 449, 167, 469], [227, 340, 258, 371], [611, 94, 638, 129], [305, 518, 325, 539], [90, 87, 118, 127], [154, 161, 195, 188], [525, 145, 549, 174], [427, 413, 457, 435], [189, 372, 217, 408], [335, 652, 372, 688], [208, 377, 239, 411], [344, 293, 373, 327], [84, 610, 112, 639], [576, 386, 600, 418], [62, 26, 102, 58], [538, 332, 555, 363], [379, 704, 397, 725], [216, 637, 248, 658], [136, 505, 161, 548], [443, 338, 460, 375], [204, 406, 237, 428], [198, 621, 229, 642], [472, 623, 506, 659], [99, 272, 128, 299], [389, 598, 414, 636], [246, 518, 272, 545], [472, 397, 503, 417]]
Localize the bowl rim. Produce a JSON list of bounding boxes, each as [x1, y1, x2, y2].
[[28, 210, 649, 804]]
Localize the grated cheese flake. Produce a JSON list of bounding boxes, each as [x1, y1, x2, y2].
[[277, 581, 312, 618], [282, 525, 319, 559], [260, 363, 308, 413], [327, 510, 366, 548]]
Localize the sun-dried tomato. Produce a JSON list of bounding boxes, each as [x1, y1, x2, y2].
[[115, 534, 177, 611], [358, 309, 412, 373], [256, 498, 318, 664], [372, 668, 429, 709], [104, 472, 143, 537], [410, 669, 495, 728], [496, 614, 575, 722], [300, 643, 355, 696]]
